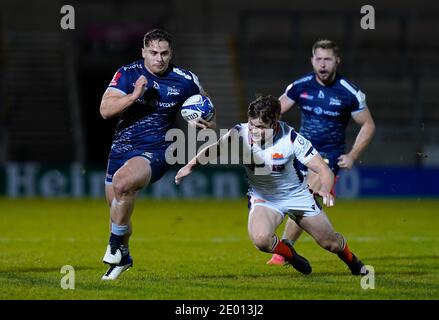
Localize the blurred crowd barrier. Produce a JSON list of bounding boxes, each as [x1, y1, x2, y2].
[[1, 163, 437, 199]]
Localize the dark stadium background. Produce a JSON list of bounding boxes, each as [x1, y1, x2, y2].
[[0, 0, 438, 198]]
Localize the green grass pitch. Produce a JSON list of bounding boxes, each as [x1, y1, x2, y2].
[[0, 198, 438, 300]]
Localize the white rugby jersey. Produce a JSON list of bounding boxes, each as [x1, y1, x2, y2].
[[234, 121, 318, 201]]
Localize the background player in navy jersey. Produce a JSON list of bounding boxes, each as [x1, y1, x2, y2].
[[175, 95, 367, 276], [267, 39, 376, 266], [99, 29, 215, 280]]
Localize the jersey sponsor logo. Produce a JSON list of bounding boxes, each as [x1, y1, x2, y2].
[[167, 86, 180, 96], [318, 90, 325, 99], [323, 109, 340, 116], [157, 101, 177, 108], [299, 92, 314, 100], [314, 107, 323, 115], [110, 71, 122, 86], [123, 63, 143, 71], [135, 98, 177, 108], [306, 106, 341, 117], [329, 97, 342, 106], [272, 153, 284, 160], [173, 67, 192, 80]]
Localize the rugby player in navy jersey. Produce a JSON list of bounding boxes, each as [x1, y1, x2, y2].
[[267, 40, 375, 267], [99, 29, 215, 280]]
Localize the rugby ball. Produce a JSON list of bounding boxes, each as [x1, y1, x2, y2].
[[181, 94, 215, 122]]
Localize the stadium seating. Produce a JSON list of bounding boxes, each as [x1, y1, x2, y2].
[[236, 10, 438, 165], [2, 31, 75, 162], [1, 0, 437, 166]]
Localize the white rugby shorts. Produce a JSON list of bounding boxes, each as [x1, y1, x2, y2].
[[248, 189, 321, 220]]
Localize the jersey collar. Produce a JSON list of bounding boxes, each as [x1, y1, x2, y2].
[[141, 61, 173, 79], [313, 72, 340, 88]]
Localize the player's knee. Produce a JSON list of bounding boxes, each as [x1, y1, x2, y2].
[[111, 215, 126, 226], [113, 175, 135, 197], [112, 178, 127, 196], [319, 238, 339, 253], [251, 233, 272, 252]]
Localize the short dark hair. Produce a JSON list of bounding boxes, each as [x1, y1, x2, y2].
[[143, 29, 172, 48], [312, 39, 340, 57], [248, 95, 281, 125]]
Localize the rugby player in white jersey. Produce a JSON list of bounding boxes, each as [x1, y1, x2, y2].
[[175, 95, 367, 275]]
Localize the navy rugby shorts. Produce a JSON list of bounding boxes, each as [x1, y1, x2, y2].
[[105, 149, 170, 185]]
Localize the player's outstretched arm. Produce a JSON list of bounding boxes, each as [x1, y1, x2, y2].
[[175, 128, 237, 185], [305, 154, 335, 207], [174, 141, 218, 185], [100, 75, 147, 119]]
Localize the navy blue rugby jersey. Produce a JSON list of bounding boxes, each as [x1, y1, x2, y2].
[[106, 60, 202, 155], [284, 73, 366, 154]]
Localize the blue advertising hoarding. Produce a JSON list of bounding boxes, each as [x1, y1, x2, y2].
[[0, 163, 438, 198]]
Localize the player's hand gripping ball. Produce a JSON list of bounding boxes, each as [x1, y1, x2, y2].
[[181, 94, 215, 122]]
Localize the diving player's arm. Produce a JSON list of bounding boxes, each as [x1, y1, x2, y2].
[[100, 75, 147, 119], [175, 128, 238, 185], [305, 154, 335, 207], [338, 107, 376, 169], [279, 93, 296, 115]]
